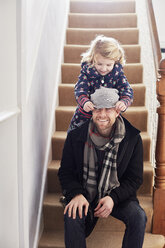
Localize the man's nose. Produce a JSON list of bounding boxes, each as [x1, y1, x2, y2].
[[99, 109, 107, 116]]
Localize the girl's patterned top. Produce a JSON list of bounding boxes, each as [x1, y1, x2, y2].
[[75, 62, 133, 109]]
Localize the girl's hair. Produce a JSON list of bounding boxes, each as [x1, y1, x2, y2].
[[81, 35, 126, 66]]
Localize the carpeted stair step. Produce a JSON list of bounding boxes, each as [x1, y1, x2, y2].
[[67, 28, 139, 45], [52, 131, 150, 162], [61, 63, 143, 84], [47, 160, 154, 196], [59, 83, 145, 107], [55, 106, 148, 132], [42, 194, 153, 233], [39, 229, 165, 248], [64, 44, 141, 64], [87, 231, 165, 248], [69, 13, 137, 29], [70, 1, 136, 14]]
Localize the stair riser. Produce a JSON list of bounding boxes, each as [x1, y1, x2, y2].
[[48, 165, 154, 196], [138, 168, 154, 195], [55, 109, 148, 132], [59, 85, 76, 106], [69, 14, 137, 29], [67, 28, 139, 45], [42, 203, 152, 233], [52, 135, 151, 162], [59, 84, 145, 107], [61, 63, 143, 84], [70, 1, 135, 14], [48, 169, 62, 193], [64, 45, 141, 64], [43, 205, 64, 231]]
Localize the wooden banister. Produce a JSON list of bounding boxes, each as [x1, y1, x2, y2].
[[152, 59, 165, 235], [146, 0, 165, 235], [146, 0, 162, 72]]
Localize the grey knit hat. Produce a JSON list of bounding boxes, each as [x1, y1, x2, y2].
[[91, 87, 119, 109]]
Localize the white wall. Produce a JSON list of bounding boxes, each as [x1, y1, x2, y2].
[[0, 0, 17, 112], [0, 117, 19, 247], [152, 0, 165, 48], [0, 0, 19, 247], [21, 0, 70, 247], [0, 0, 70, 247]]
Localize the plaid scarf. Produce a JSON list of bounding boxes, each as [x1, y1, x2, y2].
[[83, 116, 125, 203]]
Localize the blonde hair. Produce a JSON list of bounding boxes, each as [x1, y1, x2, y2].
[[81, 35, 126, 66]]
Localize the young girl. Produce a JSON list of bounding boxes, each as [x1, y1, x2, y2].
[[68, 35, 133, 131]]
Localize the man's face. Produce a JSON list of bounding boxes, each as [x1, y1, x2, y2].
[[92, 108, 119, 137]]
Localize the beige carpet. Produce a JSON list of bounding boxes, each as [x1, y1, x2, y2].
[[38, 0, 165, 247]]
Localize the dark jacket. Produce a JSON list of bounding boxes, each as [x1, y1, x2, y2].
[[58, 117, 143, 206]]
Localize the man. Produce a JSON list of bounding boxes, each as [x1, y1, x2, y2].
[[58, 87, 147, 248]]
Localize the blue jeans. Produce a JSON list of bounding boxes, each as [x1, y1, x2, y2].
[[64, 200, 147, 248]]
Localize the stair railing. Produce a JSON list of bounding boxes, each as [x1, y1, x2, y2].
[[146, 0, 165, 236], [146, 0, 161, 72], [152, 59, 165, 236]]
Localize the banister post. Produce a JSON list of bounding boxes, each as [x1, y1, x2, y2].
[[152, 58, 165, 235]]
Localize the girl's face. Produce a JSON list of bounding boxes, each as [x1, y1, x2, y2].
[[94, 53, 115, 76]]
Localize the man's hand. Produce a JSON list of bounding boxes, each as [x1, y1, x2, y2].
[[94, 196, 114, 218], [83, 101, 94, 112], [64, 194, 89, 219]]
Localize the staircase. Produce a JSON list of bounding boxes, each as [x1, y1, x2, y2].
[[38, 0, 165, 247]]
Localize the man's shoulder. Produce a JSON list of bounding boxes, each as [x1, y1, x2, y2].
[[68, 121, 89, 142]]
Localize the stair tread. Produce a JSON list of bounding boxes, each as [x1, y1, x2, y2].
[[62, 62, 142, 66], [64, 44, 141, 48], [69, 13, 137, 28], [59, 82, 145, 87], [44, 192, 152, 208], [44, 193, 62, 206], [39, 230, 165, 248], [67, 27, 138, 31], [69, 13, 137, 17]]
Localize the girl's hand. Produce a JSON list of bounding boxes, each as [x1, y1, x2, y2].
[[115, 101, 127, 113], [83, 101, 94, 112]]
